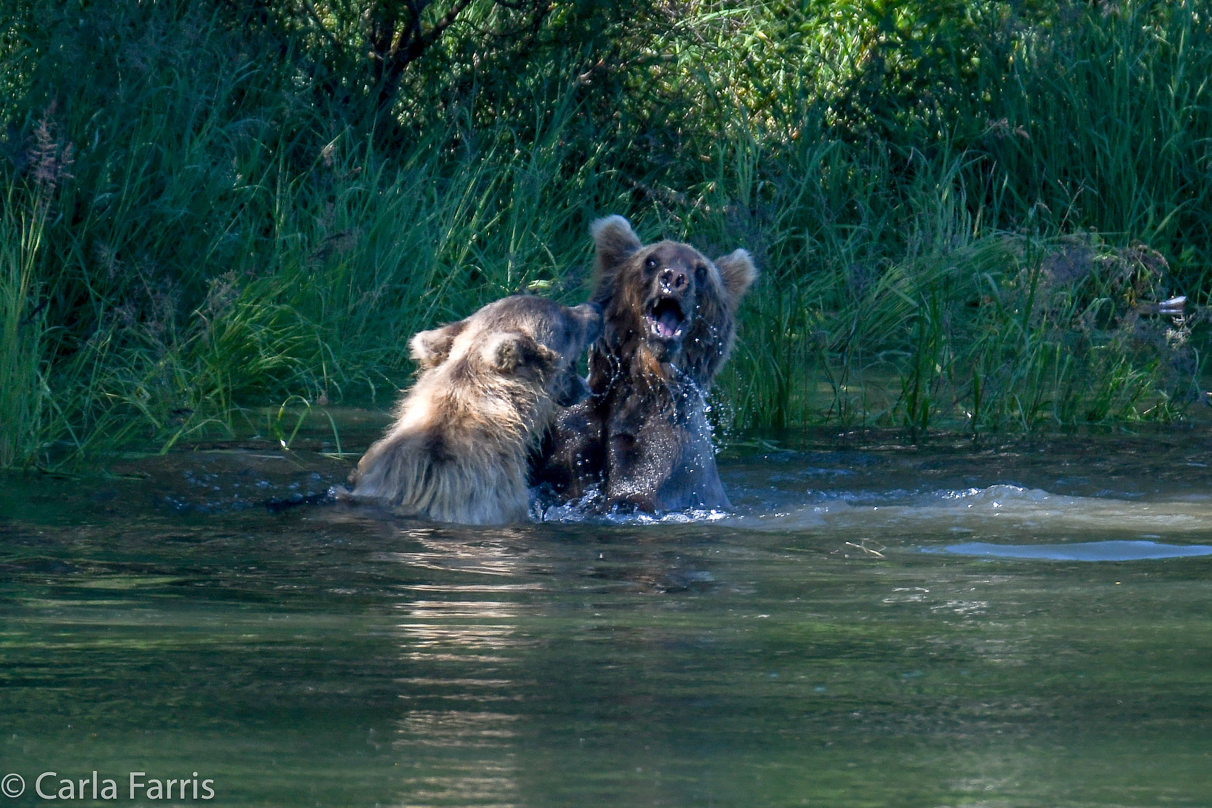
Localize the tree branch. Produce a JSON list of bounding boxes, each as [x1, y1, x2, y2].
[[420, 0, 475, 51]]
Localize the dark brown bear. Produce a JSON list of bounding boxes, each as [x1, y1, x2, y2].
[[349, 295, 601, 524], [535, 215, 757, 512]]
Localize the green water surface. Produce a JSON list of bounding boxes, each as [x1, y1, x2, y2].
[[2, 431, 1212, 807]]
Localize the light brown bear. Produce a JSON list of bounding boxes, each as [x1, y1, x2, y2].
[[348, 295, 601, 524], [534, 215, 757, 512]]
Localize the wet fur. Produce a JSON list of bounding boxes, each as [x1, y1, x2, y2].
[[535, 215, 757, 512], [350, 295, 600, 524]]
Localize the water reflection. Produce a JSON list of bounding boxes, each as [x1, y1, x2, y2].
[[387, 528, 536, 807]]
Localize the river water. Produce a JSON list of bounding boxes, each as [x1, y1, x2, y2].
[[2, 426, 1212, 806]]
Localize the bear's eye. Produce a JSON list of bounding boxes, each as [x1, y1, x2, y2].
[[644, 255, 658, 271], [694, 263, 707, 281]]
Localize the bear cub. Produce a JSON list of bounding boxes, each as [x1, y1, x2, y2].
[[349, 295, 601, 524], [534, 215, 757, 512]]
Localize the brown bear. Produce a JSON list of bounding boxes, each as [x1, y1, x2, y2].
[[348, 295, 601, 524], [534, 215, 757, 512]]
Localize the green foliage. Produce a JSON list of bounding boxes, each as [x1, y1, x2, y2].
[[0, 0, 1209, 466], [0, 187, 50, 467]]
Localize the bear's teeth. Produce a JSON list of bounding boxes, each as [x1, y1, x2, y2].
[[648, 298, 684, 338]]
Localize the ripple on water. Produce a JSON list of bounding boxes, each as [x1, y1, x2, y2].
[[925, 540, 1212, 561], [727, 483, 1212, 535]]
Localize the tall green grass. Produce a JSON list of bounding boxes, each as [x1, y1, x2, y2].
[[0, 188, 49, 467], [0, 0, 1208, 467]]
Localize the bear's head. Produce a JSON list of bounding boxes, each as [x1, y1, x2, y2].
[[409, 295, 602, 407], [589, 215, 757, 386]]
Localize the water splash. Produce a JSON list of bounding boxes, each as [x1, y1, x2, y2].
[[535, 484, 728, 524]]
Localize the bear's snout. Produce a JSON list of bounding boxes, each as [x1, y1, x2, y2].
[[555, 369, 592, 407], [659, 267, 689, 292]]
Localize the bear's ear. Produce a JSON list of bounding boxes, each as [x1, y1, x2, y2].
[[715, 249, 758, 308], [486, 333, 560, 375], [409, 318, 468, 370], [569, 302, 603, 345], [591, 215, 642, 276]]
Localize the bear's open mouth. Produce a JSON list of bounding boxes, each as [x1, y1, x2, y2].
[[645, 296, 686, 340]]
